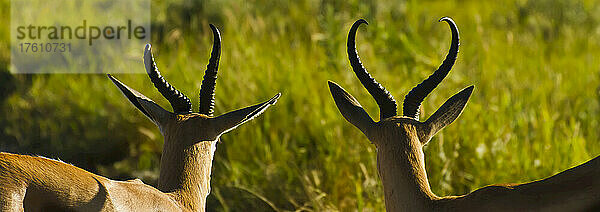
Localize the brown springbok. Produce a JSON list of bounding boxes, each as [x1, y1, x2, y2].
[[328, 17, 600, 211], [0, 24, 280, 211]]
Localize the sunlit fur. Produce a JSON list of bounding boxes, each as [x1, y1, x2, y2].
[[0, 105, 277, 211], [0, 41, 279, 211], [0, 113, 211, 211], [0, 21, 280, 211], [157, 113, 218, 211], [330, 16, 600, 211], [0, 152, 181, 211], [366, 117, 600, 211]]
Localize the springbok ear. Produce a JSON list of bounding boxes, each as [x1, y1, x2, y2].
[[108, 74, 173, 127], [211, 93, 280, 138], [419, 85, 473, 143], [328, 81, 375, 136]]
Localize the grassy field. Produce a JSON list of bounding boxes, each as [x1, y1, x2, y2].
[[1, 0, 600, 211]]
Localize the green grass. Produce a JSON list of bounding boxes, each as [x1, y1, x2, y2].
[[1, 0, 600, 211]]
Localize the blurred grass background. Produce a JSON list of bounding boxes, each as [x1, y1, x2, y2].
[[1, 0, 600, 211]]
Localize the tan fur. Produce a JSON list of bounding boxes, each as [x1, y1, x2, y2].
[[0, 152, 183, 211], [0, 113, 244, 212], [0, 38, 278, 210], [370, 117, 600, 212], [157, 114, 218, 211]]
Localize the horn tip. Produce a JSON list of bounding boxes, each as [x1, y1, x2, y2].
[[144, 44, 152, 57], [209, 24, 220, 35], [439, 16, 455, 24], [143, 45, 154, 73], [144, 44, 152, 54], [208, 24, 222, 43], [354, 19, 368, 26]]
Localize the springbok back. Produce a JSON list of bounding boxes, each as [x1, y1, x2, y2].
[[0, 24, 280, 212], [328, 17, 600, 211]]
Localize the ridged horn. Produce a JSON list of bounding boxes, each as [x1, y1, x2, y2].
[[198, 24, 221, 116], [144, 44, 193, 114], [403, 17, 459, 120], [348, 19, 398, 120]]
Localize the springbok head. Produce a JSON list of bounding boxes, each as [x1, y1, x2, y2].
[[328, 18, 472, 202], [108, 24, 280, 145], [329, 17, 472, 147]]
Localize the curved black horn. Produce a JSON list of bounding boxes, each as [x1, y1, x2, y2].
[[348, 19, 398, 120], [403, 17, 459, 120], [198, 24, 221, 116], [144, 44, 193, 114]]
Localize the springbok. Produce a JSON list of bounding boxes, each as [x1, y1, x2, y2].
[[0, 24, 280, 211], [328, 17, 600, 211]]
